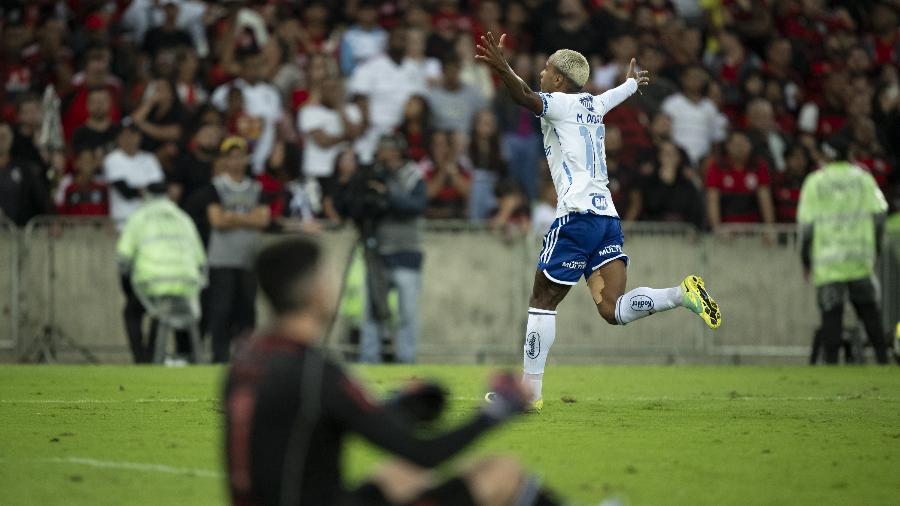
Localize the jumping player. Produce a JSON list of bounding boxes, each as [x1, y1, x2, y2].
[[476, 33, 722, 412]]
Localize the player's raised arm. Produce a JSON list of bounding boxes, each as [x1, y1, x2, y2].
[[595, 58, 650, 116], [475, 32, 543, 116]]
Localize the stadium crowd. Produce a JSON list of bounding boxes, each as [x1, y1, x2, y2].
[[0, 0, 898, 235]]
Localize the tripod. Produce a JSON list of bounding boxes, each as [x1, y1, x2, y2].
[[20, 223, 98, 363]]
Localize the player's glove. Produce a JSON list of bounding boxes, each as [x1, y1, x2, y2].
[[481, 371, 530, 422], [385, 381, 447, 424]]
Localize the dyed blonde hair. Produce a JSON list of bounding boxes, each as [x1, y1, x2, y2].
[[550, 49, 590, 89]]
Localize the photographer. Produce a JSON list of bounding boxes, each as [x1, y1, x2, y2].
[[335, 134, 426, 363]]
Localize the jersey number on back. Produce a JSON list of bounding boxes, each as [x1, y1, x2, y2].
[[578, 125, 606, 179]]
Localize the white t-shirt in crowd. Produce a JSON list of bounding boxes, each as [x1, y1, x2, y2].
[[211, 78, 283, 174], [661, 93, 728, 165], [103, 148, 164, 228], [347, 54, 426, 163], [297, 103, 362, 178]]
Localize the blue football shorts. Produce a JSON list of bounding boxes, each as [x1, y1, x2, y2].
[[536, 213, 629, 285]]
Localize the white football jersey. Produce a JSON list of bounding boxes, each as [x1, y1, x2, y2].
[[537, 78, 638, 218]]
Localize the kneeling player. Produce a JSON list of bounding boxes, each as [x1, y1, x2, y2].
[[224, 237, 563, 506]]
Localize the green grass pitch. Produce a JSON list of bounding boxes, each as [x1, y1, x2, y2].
[[1, 365, 899, 505]]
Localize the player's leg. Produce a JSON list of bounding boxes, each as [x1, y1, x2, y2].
[[848, 277, 889, 364], [521, 270, 572, 407], [816, 283, 845, 364]]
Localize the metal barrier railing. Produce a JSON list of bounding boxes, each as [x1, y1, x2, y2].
[[2, 216, 896, 363], [0, 216, 19, 352]]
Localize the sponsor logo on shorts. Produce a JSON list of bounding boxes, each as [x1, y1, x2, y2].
[[630, 295, 654, 312], [561, 260, 587, 270], [525, 332, 541, 359], [597, 244, 623, 257]]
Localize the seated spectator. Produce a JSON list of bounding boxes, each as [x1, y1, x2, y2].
[[170, 122, 224, 206], [468, 109, 506, 222], [662, 65, 729, 166], [705, 130, 776, 228], [103, 120, 165, 229], [0, 122, 52, 227], [772, 143, 811, 223], [396, 95, 431, 162], [797, 69, 851, 139], [339, 1, 387, 76], [59, 148, 108, 216], [72, 87, 120, 158], [636, 141, 703, 227], [131, 79, 187, 169], [426, 54, 486, 139], [421, 130, 472, 219]]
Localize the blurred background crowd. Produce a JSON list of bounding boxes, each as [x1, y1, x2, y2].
[[1, 0, 898, 237]]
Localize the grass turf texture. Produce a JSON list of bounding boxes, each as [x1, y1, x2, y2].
[[1, 365, 898, 505]]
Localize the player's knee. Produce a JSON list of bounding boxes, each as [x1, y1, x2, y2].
[[464, 456, 524, 505]]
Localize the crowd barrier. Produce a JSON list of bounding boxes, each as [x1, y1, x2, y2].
[[0, 217, 19, 351], [0, 216, 896, 364]]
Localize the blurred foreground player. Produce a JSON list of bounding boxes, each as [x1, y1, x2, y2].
[[224, 237, 563, 505], [798, 137, 890, 364], [476, 33, 721, 412]]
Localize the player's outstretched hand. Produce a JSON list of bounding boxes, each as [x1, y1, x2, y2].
[[481, 371, 531, 422], [627, 58, 650, 87], [475, 32, 510, 73]]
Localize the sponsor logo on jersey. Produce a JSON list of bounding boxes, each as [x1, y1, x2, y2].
[[630, 295, 654, 312], [561, 260, 587, 270], [525, 332, 541, 359], [596, 244, 623, 257], [579, 94, 596, 112]]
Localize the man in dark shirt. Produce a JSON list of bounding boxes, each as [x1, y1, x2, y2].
[[72, 87, 119, 158], [0, 123, 52, 227], [142, 0, 194, 58], [225, 237, 563, 506]]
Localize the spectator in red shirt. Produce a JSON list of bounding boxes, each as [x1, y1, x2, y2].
[[396, 95, 431, 163], [59, 148, 108, 216], [62, 45, 122, 141], [772, 143, 811, 223], [849, 116, 892, 189], [421, 130, 471, 219], [864, 3, 900, 66], [705, 130, 776, 228]]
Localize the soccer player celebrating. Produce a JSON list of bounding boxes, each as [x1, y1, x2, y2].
[[476, 33, 721, 412]]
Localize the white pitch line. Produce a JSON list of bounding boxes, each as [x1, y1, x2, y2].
[[42, 457, 223, 479], [0, 398, 212, 404]]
